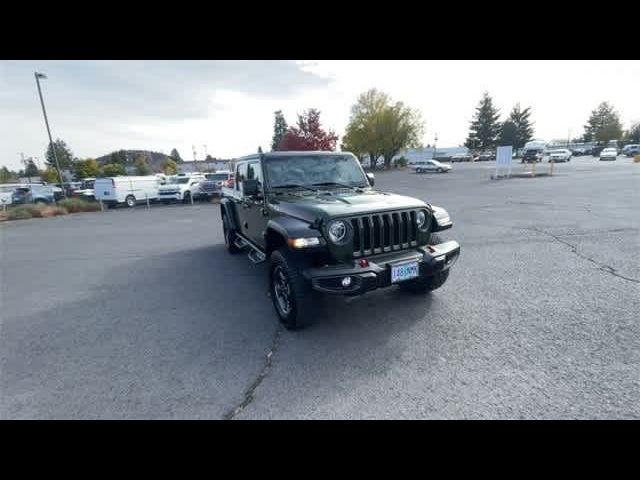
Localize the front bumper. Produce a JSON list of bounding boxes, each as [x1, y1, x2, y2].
[[159, 192, 182, 200], [303, 241, 460, 295]]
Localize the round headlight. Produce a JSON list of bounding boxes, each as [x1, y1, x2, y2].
[[416, 210, 427, 229], [328, 220, 348, 244]]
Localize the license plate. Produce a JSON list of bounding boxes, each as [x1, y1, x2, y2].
[[391, 261, 419, 283]]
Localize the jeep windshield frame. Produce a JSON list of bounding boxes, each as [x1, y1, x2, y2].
[[262, 153, 369, 192]]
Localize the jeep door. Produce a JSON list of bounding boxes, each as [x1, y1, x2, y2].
[[242, 161, 269, 248]]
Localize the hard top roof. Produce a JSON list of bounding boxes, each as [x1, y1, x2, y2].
[[236, 151, 355, 162]]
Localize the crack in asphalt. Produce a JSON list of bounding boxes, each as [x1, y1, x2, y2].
[[223, 325, 283, 420], [528, 227, 640, 284]]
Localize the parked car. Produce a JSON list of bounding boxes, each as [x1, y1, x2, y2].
[[475, 151, 495, 161], [220, 151, 460, 330], [521, 148, 544, 163], [0, 184, 21, 206], [450, 153, 473, 162], [591, 146, 606, 157], [622, 144, 640, 157], [72, 178, 96, 201], [157, 173, 206, 204], [548, 149, 572, 163], [94, 176, 162, 208], [56, 182, 82, 198], [196, 171, 232, 200], [599, 148, 618, 161], [11, 184, 55, 205], [411, 160, 452, 173]]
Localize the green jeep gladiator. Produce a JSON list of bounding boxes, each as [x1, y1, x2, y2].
[[220, 151, 460, 330]]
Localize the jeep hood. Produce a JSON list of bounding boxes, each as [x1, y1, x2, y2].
[[269, 189, 427, 223]]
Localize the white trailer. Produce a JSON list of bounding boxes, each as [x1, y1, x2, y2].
[[94, 176, 162, 208]]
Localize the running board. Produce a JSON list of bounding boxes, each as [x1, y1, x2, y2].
[[248, 249, 266, 264], [234, 236, 248, 249], [235, 233, 266, 264]]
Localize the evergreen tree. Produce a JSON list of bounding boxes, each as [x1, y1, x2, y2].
[[271, 110, 288, 151], [464, 92, 501, 151], [170, 148, 183, 163], [584, 102, 623, 145], [45, 138, 74, 169], [24, 159, 40, 177], [509, 103, 534, 150]]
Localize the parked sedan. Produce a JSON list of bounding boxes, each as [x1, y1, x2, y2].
[[548, 149, 572, 162], [599, 148, 618, 161], [450, 153, 473, 162], [411, 160, 452, 173], [622, 144, 640, 157], [476, 151, 495, 161], [11, 185, 55, 204]]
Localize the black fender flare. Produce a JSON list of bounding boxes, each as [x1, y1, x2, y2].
[[220, 198, 239, 231], [264, 217, 321, 254]]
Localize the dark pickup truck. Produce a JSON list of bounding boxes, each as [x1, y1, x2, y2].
[[220, 151, 460, 330]]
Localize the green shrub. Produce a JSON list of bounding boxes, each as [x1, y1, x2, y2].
[[57, 198, 101, 213], [394, 156, 409, 168]]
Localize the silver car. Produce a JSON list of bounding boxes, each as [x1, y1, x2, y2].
[[599, 148, 618, 161], [411, 160, 452, 173]]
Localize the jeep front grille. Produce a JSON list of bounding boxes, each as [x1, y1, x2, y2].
[[350, 210, 419, 258]]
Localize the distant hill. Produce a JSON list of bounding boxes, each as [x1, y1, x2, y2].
[[95, 150, 174, 173]]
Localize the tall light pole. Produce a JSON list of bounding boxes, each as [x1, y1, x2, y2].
[[433, 133, 438, 159], [34, 72, 66, 198]]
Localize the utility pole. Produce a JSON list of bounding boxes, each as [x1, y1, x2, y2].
[[192, 145, 197, 173], [433, 133, 438, 159], [203, 144, 208, 171], [34, 72, 66, 198]]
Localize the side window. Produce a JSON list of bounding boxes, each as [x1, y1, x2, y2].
[[235, 163, 247, 191], [246, 161, 263, 187]]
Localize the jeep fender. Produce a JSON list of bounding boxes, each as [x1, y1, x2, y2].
[[220, 198, 239, 231], [265, 217, 321, 254]]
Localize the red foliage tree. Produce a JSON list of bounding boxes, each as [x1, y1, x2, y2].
[[276, 109, 338, 151]]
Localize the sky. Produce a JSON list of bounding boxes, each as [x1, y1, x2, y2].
[[1, 60, 639, 170]]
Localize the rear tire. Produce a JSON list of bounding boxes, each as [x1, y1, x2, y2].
[[269, 248, 313, 330], [125, 195, 136, 208], [398, 233, 451, 294]]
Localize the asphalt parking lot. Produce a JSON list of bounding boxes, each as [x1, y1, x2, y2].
[[1, 156, 638, 419]]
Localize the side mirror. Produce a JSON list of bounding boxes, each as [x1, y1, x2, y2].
[[366, 172, 375, 187], [241, 179, 260, 197]]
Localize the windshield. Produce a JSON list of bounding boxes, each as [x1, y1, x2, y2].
[[168, 177, 190, 184], [265, 154, 368, 189]]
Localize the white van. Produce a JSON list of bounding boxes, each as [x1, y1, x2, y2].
[[94, 176, 161, 208]]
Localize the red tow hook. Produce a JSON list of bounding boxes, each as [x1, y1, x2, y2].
[[427, 245, 436, 253], [359, 259, 369, 268]]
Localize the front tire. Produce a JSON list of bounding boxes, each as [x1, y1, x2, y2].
[[398, 233, 451, 294], [183, 191, 191, 204], [222, 214, 241, 254], [270, 248, 313, 330]]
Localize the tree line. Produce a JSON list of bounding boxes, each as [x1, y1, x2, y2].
[[3, 92, 637, 185]]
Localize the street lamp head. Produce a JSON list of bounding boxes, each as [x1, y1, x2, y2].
[[35, 72, 47, 79]]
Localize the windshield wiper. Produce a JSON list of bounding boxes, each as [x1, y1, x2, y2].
[[271, 184, 318, 193], [310, 181, 365, 190]]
